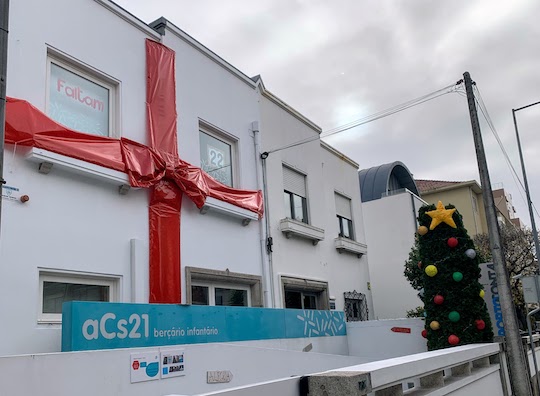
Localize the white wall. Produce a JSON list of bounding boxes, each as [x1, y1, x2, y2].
[[362, 191, 424, 319], [1, 0, 155, 356], [0, 0, 264, 356], [346, 318, 427, 360], [159, 23, 264, 304], [0, 342, 368, 396], [259, 93, 373, 314]]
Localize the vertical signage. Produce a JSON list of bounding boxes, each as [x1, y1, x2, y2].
[[479, 262, 505, 336]]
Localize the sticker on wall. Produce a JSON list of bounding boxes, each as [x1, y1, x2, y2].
[[207, 370, 233, 384], [1, 185, 20, 202], [130, 350, 160, 383], [161, 349, 185, 379]]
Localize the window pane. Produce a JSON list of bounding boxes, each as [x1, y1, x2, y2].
[[42, 281, 109, 314], [284, 192, 292, 218], [303, 294, 317, 310], [49, 63, 110, 136], [292, 194, 306, 223], [285, 290, 302, 309], [200, 132, 233, 187], [192, 285, 209, 305], [215, 288, 248, 306]]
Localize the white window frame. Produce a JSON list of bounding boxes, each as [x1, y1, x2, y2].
[[38, 270, 120, 324], [199, 121, 238, 188], [46, 50, 119, 138], [191, 281, 251, 307]]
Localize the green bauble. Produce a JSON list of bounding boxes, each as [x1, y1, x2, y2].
[[453, 272, 463, 282], [448, 311, 460, 322]]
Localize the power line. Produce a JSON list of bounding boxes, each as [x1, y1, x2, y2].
[[473, 86, 540, 220], [264, 81, 463, 155]]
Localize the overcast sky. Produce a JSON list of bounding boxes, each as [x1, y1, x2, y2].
[[116, 0, 540, 227]]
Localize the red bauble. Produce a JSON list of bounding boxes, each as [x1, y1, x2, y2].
[[433, 295, 444, 305], [421, 329, 428, 338], [418, 261, 422, 269], [448, 334, 460, 345], [475, 319, 486, 330], [447, 237, 459, 248]]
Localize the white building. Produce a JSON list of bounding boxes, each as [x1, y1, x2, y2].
[[256, 80, 374, 318], [1, 0, 265, 356], [359, 162, 425, 319]]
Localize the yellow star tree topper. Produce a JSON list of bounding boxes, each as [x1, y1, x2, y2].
[[426, 201, 457, 230]]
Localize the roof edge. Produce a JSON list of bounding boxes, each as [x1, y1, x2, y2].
[[96, 0, 162, 40], [321, 141, 359, 168], [149, 17, 257, 89], [419, 179, 482, 195]]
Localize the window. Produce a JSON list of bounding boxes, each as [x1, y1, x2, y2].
[[39, 271, 119, 323], [281, 276, 329, 310], [283, 166, 308, 223], [199, 127, 236, 187], [344, 290, 368, 322], [191, 283, 250, 307], [47, 55, 117, 137], [335, 193, 354, 239], [185, 267, 263, 307]]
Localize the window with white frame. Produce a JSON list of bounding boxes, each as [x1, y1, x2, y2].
[[283, 166, 308, 223], [185, 267, 262, 307], [282, 276, 329, 310], [199, 126, 236, 187], [47, 55, 117, 137], [191, 282, 251, 307], [39, 271, 119, 323], [335, 193, 354, 239]]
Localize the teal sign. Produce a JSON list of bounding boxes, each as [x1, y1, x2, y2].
[[62, 302, 347, 352]]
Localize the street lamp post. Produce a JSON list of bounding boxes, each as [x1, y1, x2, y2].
[[512, 100, 540, 272]]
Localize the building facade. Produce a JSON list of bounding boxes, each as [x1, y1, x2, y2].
[[257, 81, 374, 319], [359, 162, 425, 319]]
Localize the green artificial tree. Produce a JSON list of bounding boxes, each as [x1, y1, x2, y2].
[[417, 201, 493, 350]]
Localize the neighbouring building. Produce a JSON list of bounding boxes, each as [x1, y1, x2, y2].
[[359, 162, 425, 319], [415, 179, 488, 237], [493, 187, 524, 228], [256, 78, 374, 319]]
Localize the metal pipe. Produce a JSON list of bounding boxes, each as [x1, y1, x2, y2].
[[0, 0, 10, 239], [527, 304, 540, 394], [512, 104, 540, 273]]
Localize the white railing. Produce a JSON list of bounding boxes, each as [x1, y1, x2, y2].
[[178, 343, 505, 396]]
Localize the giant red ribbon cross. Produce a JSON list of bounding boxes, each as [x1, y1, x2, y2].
[[4, 40, 263, 303]]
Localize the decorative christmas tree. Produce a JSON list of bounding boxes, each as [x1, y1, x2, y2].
[[417, 201, 493, 350]]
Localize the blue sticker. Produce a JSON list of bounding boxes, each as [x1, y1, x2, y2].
[[146, 362, 159, 377]]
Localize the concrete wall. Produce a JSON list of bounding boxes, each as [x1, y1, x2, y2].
[[346, 318, 427, 360], [258, 93, 373, 314], [362, 191, 424, 319], [0, 341, 367, 396], [1, 0, 264, 356]]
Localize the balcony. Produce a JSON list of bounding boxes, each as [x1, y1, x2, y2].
[[279, 218, 324, 245], [334, 237, 367, 258]]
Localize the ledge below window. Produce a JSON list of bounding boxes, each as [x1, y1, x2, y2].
[[279, 218, 325, 245], [25, 147, 131, 194], [334, 237, 367, 258], [200, 197, 259, 226]]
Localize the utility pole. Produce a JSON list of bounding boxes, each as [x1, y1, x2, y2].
[[512, 101, 540, 272], [463, 72, 532, 396], [0, 0, 9, 238]]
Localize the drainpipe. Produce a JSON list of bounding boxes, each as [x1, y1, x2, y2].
[[469, 187, 479, 235], [0, 0, 9, 239], [252, 121, 274, 308]]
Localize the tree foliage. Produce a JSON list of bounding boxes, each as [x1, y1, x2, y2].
[[473, 224, 536, 307]]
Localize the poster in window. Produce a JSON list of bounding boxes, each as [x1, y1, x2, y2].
[[49, 63, 110, 136]]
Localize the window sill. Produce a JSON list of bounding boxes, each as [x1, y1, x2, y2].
[[200, 197, 259, 226], [279, 218, 325, 245], [334, 237, 367, 258], [26, 147, 131, 194]]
